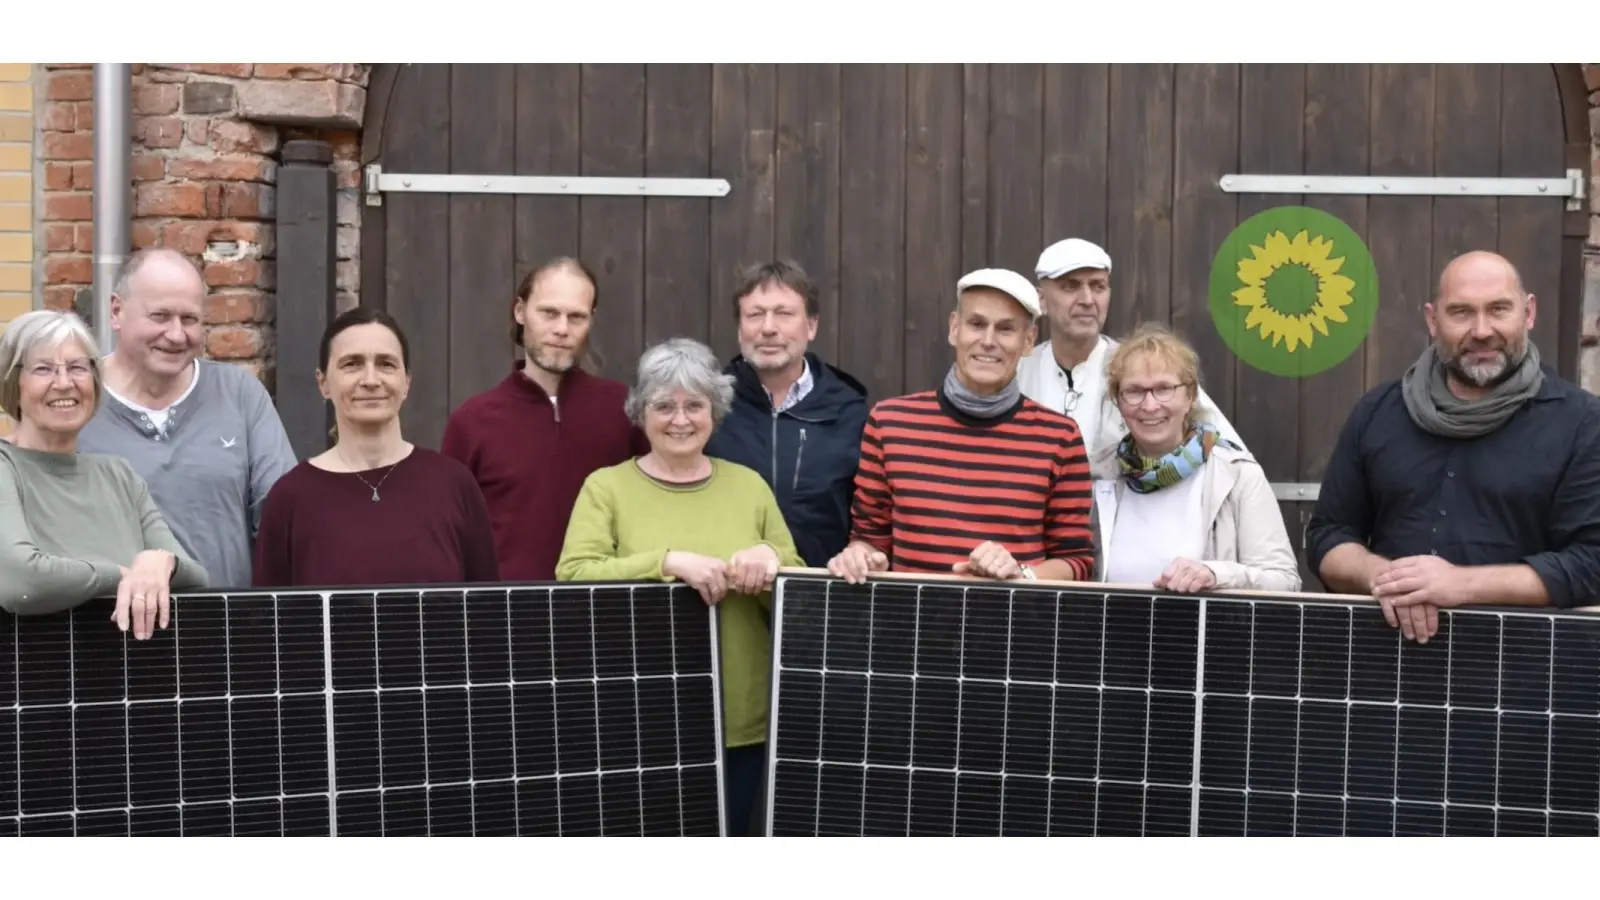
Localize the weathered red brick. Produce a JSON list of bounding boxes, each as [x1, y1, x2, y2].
[[151, 63, 254, 79], [136, 117, 184, 149], [136, 182, 207, 218], [131, 154, 166, 182], [74, 224, 93, 253], [205, 325, 262, 359], [327, 131, 360, 159], [40, 102, 75, 131], [235, 80, 363, 129], [45, 255, 92, 285], [44, 162, 72, 191], [217, 182, 274, 219], [44, 192, 92, 221], [168, 154, 276, 183], [184, 117, 210, 146], [132, 83, 180, 116], [46, 71, 92, 101], [72, 100, 94, 126], [333, 159, 360, 189], [161, 220, 256, 256], [203, 258, 262, 288], [1585, 64, 1600, 93], [209, 119, 279, 154], [132, 220, 162, 249], [70, 162, 93, 190], [43, 287, 80, 311], [44, 64, 92, 70], [44, 223, 75, 252], [203, 289, 268, 324], [41, 131, 93, 161]]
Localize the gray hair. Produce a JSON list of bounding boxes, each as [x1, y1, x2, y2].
[[0, 309, 104, 421], [112, 246, 202, 305], [624, 338, 735, 427]]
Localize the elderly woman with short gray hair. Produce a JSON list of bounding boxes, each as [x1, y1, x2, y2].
[[0, 309, 208, 638], [557, 337, 802, 837]]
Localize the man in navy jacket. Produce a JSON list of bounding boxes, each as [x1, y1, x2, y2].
[[706, 261, 868, 569]]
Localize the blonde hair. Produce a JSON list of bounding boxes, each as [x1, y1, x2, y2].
[[1105, 322, 1200, 422], [0, 309, 103, 421]]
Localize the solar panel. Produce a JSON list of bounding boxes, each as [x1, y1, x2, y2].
[[1, 583, 726, 837], [765, 573, 1600, 837]]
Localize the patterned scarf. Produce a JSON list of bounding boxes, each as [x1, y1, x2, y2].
[[1116, 421, 1229, 494]]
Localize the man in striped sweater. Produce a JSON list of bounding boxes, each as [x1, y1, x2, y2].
[[827, 268, 1097, 584]]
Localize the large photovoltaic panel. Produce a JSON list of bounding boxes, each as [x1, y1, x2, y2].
[[1, 583, 726, 837], [766, 574, 1600, 837]]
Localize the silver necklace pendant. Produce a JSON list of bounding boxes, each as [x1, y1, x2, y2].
[[371, 489, 381, 502]]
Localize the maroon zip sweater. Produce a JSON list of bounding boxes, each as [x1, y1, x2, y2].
[[441, 364, 648, 582]]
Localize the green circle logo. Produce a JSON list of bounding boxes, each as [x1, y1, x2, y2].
[[1208, 205, 1378, 378]]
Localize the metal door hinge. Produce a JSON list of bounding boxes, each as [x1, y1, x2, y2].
[[1220, 171, 1585, 211], [363, 164, 732, 207]]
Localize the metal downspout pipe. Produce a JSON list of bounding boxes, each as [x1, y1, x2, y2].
[[91, 63, 131, 353]]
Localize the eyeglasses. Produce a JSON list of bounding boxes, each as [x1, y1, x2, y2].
[[1118, 383, 1187, 405], [23, 359, 95, 382], [1062, 390, 1083, 414], [648, 398, 710, 418]]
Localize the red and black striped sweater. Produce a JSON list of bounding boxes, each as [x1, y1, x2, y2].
[[847, 388, 1096, 579]]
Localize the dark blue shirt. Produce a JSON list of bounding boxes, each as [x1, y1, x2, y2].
[[1306, 366, 1600, 609], [705, 353, 868, 568]]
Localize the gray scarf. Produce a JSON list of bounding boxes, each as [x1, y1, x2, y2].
[[1401, 341, 1544, 439], [942, 364, 1020, 419]]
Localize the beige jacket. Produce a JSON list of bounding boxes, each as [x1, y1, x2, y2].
[[1089, 442, 1301, 592]]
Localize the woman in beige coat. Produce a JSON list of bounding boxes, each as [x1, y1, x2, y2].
[[1088, 323, 1300, 593]]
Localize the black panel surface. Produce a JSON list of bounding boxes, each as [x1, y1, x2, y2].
[[767, 576, 1600, 837], [2, 583, 724, 837]]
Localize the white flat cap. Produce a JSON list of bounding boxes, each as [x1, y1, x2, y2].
[[1035, 238, 1113, 280], [957, 268, 1041, 319]]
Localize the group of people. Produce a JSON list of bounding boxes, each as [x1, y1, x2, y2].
[[2, 236, 1597, 835]]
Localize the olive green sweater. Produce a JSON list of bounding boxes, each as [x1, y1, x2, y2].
[[0, 441, 209, 615], [555, 458, 803, 748]]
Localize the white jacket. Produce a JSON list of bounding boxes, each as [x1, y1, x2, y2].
[[1089, 443, 1301, 593]]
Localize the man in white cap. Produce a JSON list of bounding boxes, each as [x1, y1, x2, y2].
[[1017, 237, 1243, 470], [828, 267, 1096, 585]]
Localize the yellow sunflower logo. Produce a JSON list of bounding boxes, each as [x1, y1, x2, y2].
[[1230, 229, 1358, 353]]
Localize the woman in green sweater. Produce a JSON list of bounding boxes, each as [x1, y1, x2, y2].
[[0, 309, 208, 638], [556, 337, 803, 837]]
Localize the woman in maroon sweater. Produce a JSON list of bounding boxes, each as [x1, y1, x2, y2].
[[252, 308, 500, 589]]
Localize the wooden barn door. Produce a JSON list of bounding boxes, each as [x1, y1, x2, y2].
[[360, 65, 1589, 592]]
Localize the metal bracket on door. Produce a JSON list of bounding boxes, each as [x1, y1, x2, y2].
[[1219, 170, 1586, 212], [363, 165, 733, 207], [1272, 482, 1320, 503]]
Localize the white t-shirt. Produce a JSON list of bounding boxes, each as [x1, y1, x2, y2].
[[1102, 475, 1207, 585]]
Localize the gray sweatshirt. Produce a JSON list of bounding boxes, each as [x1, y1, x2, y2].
[[0, 441, 209, 615], [77, 358, 298, 588]]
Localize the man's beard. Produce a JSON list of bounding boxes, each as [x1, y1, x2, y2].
[[528, 345, 577, 375], [1443, 336, 1526, 389]]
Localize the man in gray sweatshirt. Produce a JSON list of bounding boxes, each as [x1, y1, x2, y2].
[[77, 247, 298, 589]]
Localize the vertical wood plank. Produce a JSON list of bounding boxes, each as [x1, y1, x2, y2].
[[1431, 65, 1501, 274], [447, 64, 517, 438], [903, 64, 963, 395], [1041, 64, 1110, 349], [1232, 64, 1306, 487], [1497, 63, 1566, 366], [985, 64, 1043, 277], [642, 64, 713, 350], [513, 65, 582, 319], [774, 65, 842, 364], [1170, 63, 1240, 421], [1298, 63, 1371, 480], [959, 64, 989, 276], [708, 64, 777, 363], [1366, 65, 1435, 387], [382, 64, 452, 449], [1105, 63, 1176, 336], [579, 64, 648, 381], [838, 64, 907, 403]]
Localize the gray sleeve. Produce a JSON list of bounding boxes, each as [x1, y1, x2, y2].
[[127, 467, 210, 591], [238, 369, 299, 539], [0, 457, 124, 615]]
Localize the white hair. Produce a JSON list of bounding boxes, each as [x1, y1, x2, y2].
[[0, 308, 103, 421], [624, 338, 735, 426]]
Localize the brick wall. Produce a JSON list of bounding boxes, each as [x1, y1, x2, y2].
[[34, 63, 369, 389], [0, 63, 35, 437]]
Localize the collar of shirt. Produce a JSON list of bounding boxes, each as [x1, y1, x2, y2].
[[770, 359, 814, 413]]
